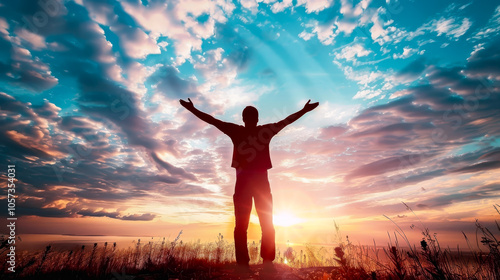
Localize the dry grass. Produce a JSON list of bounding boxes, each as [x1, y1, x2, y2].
[[1, 204, 498, 279]]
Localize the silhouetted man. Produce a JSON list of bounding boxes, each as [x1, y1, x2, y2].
[[179, 98, 319, 271]]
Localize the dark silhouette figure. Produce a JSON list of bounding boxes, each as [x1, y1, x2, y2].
[[180, 98, 319, 270]]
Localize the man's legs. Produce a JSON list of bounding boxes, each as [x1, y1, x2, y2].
[[233, 190, 252, 265], [254, 180, 276, 262]]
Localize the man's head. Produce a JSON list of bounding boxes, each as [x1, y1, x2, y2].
[[242, 106, 258, 127]]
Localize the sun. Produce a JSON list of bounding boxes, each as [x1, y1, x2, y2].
[[273, 212, 304, 227], [249, 211, 304, 227]]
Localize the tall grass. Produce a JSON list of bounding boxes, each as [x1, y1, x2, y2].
[[1, 204, 498, 279], [0, 230, 237, 279]]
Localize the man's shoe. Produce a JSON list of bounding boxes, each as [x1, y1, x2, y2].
[[235, 263, 252, 274]]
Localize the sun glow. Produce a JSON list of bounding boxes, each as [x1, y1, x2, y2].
[[273, 212, 304, 227]]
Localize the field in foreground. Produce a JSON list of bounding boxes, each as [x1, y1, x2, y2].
[[1, 206, 499, 279]]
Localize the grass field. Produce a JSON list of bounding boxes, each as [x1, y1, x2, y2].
[[1, 206, 499, 279]]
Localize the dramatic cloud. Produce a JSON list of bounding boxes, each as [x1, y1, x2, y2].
[[0, 40, 58, 92], [120, 0, 234, 64]]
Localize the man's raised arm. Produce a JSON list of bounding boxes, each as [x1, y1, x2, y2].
[[179, 98, 222, 126], [274, 99, 319, 132]]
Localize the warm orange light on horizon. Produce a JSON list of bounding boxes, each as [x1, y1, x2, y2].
[[249, 211, 305, 227], [273, 212, 304, 227]]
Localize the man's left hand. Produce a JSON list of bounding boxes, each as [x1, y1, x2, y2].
[[303, 99, 319, 112]]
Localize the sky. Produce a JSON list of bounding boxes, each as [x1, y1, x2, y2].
[[0, 0, 499, 248]]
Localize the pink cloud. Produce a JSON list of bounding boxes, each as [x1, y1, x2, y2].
[[121, 0, 234, 64]]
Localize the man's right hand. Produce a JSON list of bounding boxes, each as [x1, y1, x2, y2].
[[180, 98, 195, 110]]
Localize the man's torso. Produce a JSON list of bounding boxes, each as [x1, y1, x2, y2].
[[222, 124, 280, 170]]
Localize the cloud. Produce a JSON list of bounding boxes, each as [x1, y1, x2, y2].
[[239, 0, 262, 13], [408, 15, 472, 42], [472, 5, 500, 41], [213, 23, 253, 71], [1, 5, 184, 160], [369, 9, 388, 41], [394, 57, 427, 83], [299, 20, 336, 45], [298, 39, 500, 200], [345, 153, 428, 181], [0, 92, 213, 221], [297, 1, 385, 45], [415, 183, 500, 209], [451, 161, 500, 174], [0, 29, 58, 91], [320, 125, 348, 139], [353, 88, 382, 99], [333, 62, 394, 100], [120, 0, 234, 64], [193, 47, 239, 95], [241, 0, 334, 14], [76, 72, 165, 151], [271, 0, 293, 13], [0, 17, 8, 36], [82, 0, 161, 59], [77, 210, 157, 221], [431, 17, 471, 39], [15, 28, 46, 50], [150, 152, 197, 181], [0, 92, 63, 159], [335, 0, 373, 36], [150, 65, 201, 99], [111, 25, 161, 59], [120, 213, 158, 221], [479, 148, 500, 161], [296, 0, 334, 13], [464, 39, 500, 80], [393, 47, 417, 59], [338, 65, 385, 87], [335, 43, 372, 62]]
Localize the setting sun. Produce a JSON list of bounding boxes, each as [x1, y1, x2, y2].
[[273, 212, 304, 227]]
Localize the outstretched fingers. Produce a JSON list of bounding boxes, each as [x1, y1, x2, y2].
[[179, 98, 194, 109]]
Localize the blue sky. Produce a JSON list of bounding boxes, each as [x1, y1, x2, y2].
[[1, 0, 499, 246]]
